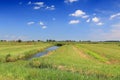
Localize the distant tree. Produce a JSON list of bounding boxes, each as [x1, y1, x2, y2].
[[0, 40, 7, 42], [46, 39, 49, 42], [0, 40, 3, 42], [38, 40, 41, 42], [46, 39, 56, 42], [17, 39, 22, 43]]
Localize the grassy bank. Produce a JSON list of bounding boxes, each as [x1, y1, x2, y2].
[[0, 42, 52, 62]]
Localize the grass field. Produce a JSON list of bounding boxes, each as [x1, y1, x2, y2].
[[0, 42, 52, 62], [0, 42, 120, 80]]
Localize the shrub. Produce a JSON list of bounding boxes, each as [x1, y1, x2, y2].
[[55, 43, 63, 46], [6, 54, 17, 62]]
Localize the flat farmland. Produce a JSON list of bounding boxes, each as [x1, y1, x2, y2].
[[0, 42, 120, 80]]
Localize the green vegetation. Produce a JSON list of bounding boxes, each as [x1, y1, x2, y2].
[[0, 42, 52, 62], [0, 42, 120, 80]]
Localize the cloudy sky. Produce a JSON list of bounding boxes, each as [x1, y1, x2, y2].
[[0, 0, 120, 41]]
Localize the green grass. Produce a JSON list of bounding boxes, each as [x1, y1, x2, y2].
[[0, 42, 52, 62], [77, 44, 120, 64], [0, 42, 120, 80], [75, 45, 108, 62]]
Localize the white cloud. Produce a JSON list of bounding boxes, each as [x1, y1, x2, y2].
[[33, 2, 44, 10], [42, 26, 47, 29], [34, 2, 44, 6], [92, 17, 104, 26], [70, 10, 86, 17], [65, 0, 78, 3], [110, 13, 120, 20], [39, 21, 44, 26], [46, 5, 55, 10], [69, 10, 89, 19], [69, 20, 80, 24], [92, 17, 100, 23], [29, 1, 55, 11], [86, 19, 90, 23], [27, 22, 35, 25], [34, 6, 41, 10], [27, 21, 47, 29], [97, 22, 104, 26], [39, 21, 47, 29], [82, 15, 89, 18]]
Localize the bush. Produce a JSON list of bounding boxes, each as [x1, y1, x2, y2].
[[6, 54, 17, 62], [55, 43, 63, 46]]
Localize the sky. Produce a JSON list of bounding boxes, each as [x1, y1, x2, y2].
[[0, 0, 120, 41]]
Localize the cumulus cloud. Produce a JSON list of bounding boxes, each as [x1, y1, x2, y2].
[[33, 2, 44, 10], [96, 22, 104, 26], [39, 21, 44, 26], [64, 0, 78, 3], [27, 21, 35, 25], [28, 1, 55, 11], [70, 10, 86, 17], [110, 13, 120, 20], [92, 17, 100, 23], [27, 21, 47, 29], [39, 21, 47, 29], [69, 10, 89, 19], [69, 20, 80, 24], [34, 6, 41, 10], [92, 17, 104, 26], [69, 10, 104, 26], [42, 26, 47, 29], [33, 2, 44, 6], [82, 15, 89, 18], [46, 5, 55, 10]]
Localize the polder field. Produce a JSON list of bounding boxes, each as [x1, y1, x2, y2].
[[0, 42, 120, 80]]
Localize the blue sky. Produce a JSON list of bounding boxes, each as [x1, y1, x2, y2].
[[0, 0, 120, 41]]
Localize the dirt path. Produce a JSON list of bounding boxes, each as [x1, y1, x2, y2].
[[72, 46, 88, 59]]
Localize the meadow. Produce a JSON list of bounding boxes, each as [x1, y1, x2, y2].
[[0, 42, 120, 80]]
